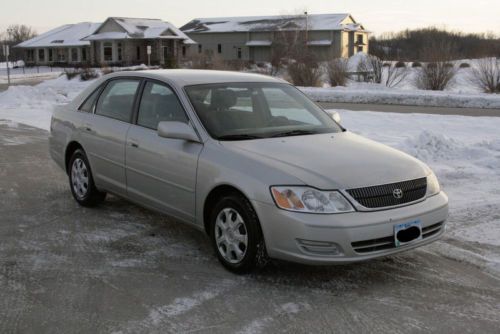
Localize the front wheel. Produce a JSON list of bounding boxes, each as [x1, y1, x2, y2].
[[68, 149, 106, 207], [210, 193, 268, 274]]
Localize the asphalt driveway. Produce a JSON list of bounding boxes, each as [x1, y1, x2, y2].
[[0, 122, 499, 333]]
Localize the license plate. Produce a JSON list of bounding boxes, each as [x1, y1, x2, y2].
[[394, 220, 422, 247]]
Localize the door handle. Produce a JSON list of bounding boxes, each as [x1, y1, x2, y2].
[[129, 139, 139, 148]]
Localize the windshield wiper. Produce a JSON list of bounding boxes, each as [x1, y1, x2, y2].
[[270, 129, 318, 138], [218, 134, 262, 141]]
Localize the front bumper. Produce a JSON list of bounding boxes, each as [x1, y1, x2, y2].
[[252, 191, 449, 265]]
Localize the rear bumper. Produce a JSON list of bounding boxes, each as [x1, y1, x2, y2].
[[252, 191, 449, 265]]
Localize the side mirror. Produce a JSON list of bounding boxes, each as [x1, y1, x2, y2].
[[157, 121, 201, 143], [325, 110, 341, 124]]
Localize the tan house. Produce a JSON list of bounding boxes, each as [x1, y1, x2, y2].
[[16, 17, 196, 66], [83, 17, 196, 66], [180, 13, 369, 62]]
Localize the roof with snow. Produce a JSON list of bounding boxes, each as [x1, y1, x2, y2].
[[16, 22, 101, 48], [181, 13, 366, 33], [84, 17, 196, 44]]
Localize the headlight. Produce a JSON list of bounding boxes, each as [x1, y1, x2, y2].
[[426, 172, 441, 197], [271, 186, 354, 214]]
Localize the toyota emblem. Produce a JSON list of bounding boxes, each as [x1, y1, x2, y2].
[[393, 188, 403, 199]]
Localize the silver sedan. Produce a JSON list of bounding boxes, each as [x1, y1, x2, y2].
[[49, 70, 449, 273]]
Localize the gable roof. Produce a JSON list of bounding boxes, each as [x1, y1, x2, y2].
[[181, 13, 366, 33], [84, 17, 196, 44], [16, 22, 101, 48]]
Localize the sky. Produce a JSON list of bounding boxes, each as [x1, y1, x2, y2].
[[0, 0, 499, 36]]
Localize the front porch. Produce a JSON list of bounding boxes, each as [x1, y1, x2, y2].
[[91, 39, 183, 67]]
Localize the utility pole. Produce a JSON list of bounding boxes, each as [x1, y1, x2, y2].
[[2, 44, 11, 85], [304, 11, 309, 48]]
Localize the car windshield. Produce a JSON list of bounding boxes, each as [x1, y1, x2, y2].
[[185, 82, 342, 140]]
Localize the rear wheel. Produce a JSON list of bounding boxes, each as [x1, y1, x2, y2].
[[68, 149, 106, 207], [210, 193, 268, 274]]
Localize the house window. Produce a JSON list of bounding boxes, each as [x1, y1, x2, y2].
[[136, 46, 141, 60], [198, 44, 202, 54], [104, 42, 113, 61], [182, 46, 186, 57], [57, 49, 66, 62], [38, 49, 45, 62], [26, 49, 34, 62], [356, 35, 363, 44], [217, 44, 222, 54], [82, 48, 87, 62], [237, 48, 242, 59], [71, 48, 78, 62], [117, 43, 122, 61], [48, 49, 53, 62]]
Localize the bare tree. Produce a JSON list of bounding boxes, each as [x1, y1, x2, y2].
[[357, 54, 383, 83], [288, 61, 321, 87], [5, 24, 37, 43], [326, 58, 349, 86], [469, 58, 500, 93], [414, 41, 457, 90], [385, 62, 409, 87]]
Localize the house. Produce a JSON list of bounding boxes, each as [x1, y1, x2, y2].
[[83, 17, 196, 66], [180, 13, 369, 62], [15, 22, 100, 65], [15, 17, 196, 66]]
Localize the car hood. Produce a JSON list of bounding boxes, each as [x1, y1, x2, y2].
[[221, 131, 429, 190]]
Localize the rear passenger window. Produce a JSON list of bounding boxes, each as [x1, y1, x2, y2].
[[79, 87, 101, 113], [137, 81, 188, 130], [95, 79, 140, 122]]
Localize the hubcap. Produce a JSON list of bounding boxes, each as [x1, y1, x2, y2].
[[215, 208, 248, 264], [71, 158, 89, 199]]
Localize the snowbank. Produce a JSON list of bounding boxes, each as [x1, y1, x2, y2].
[[300, 86, 500, 109]]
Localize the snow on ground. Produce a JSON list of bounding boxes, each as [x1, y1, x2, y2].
[[0, 76, 92, 129], [0, 76, 499, 273], [301, 85, 500, 109]]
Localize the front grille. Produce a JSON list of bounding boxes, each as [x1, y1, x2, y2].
[[351, 221, 445, 254], [346, 177, 427, 209]]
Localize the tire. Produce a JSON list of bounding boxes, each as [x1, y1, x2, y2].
[[210, 192, 268, 274], [68, 149, 106, 207]]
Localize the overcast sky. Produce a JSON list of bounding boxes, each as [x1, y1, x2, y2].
[[1, 0, 498, 36]]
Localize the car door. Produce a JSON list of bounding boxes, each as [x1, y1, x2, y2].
[[125, 80, 203, 223], [80, 78, 141, 196]]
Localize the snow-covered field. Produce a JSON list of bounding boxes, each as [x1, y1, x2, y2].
[[0, 76, 499, 274]]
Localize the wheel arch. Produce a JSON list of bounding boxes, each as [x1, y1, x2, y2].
[[64, 141, 84, 174], [203, 184, 256, 235]]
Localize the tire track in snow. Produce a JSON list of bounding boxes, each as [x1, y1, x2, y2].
[[236, 302, 310, 334], [111, 279, 239, 334]]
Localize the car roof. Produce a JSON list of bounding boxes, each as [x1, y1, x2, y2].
[[106, 69, 288, 86]]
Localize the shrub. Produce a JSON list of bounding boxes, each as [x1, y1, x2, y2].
[[412, 62, 422, 67], [64, 69, 80, 80], [385, 63, 409, 87], [395, 61, 406, 68], [326, 58, 349, 87], [469, 58, 500, 93], [444, 63, 454, 68], [79, 67, 99, 81], [415, 62, 457, 90], [288, 62, 322, 87], [383, 62, 391, 67], [459, 62, 471, 68]]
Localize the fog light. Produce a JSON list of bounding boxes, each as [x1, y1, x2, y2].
[[296, 239, 344, 256]]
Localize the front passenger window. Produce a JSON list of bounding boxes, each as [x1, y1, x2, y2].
[[95, 79, 140, 122], [137, 82, 188, 130]]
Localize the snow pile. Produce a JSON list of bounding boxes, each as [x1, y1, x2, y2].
[[0, 76, 92, 130], [300, 85, 500, 109]]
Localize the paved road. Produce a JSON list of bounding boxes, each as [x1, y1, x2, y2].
[[319, 102, 500, 117], [0, 123, 499, 333]]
